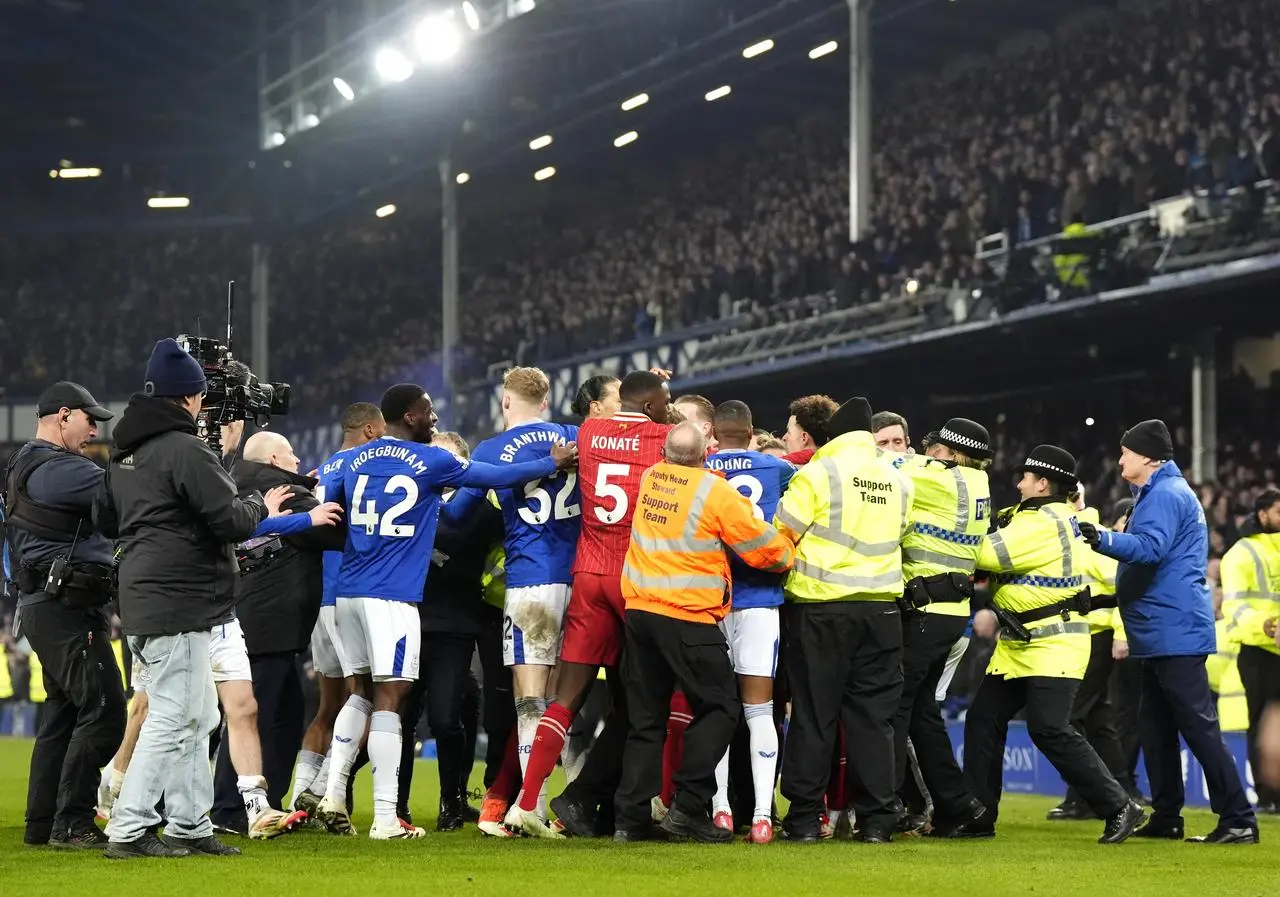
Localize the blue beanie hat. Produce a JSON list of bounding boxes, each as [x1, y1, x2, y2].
[[144, 338, 207, 398]]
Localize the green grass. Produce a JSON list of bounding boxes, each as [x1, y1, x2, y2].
[[0, 736, 1273, 896]]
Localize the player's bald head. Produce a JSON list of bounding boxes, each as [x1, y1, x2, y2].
[[713, 400, 753, 449], [663, 421, 707, 467]]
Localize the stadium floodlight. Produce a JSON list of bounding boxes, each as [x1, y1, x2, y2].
[[705, 85, 732, 101], [269, 131, 286, 147], [905, 278, 920, 294], [529, 134, 553, 150], [461, 1, 481, 30], [53, 167, 102, 179], [514, 0, 536, 13], [376, 203, 397, 218], [302, 113, 320, 129], [534, 166, 556, 181], [613, 130, 638, 148], [1085, 417, 1095, 426], [374, 46, 414, 83], [809, 40, 838, 59], [743, 39, 774, 58], [333, 77, 356, 101], [147, 197, 190, 209], [621, 92, 649, 111], [456, 172, 471, 184], [414, 15, 463, 63]]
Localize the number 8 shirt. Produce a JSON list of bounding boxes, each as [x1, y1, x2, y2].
[[562, 411, 672, 667]]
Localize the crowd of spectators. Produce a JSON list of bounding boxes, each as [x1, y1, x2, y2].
[[2, 0, 1279, 417]]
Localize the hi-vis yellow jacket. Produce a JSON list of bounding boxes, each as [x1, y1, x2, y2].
[[775, 431, 912, 604], [1207, 618, 1249, 732], [977, 497, 1091, 679], [889, 453, 990, 617], [1075, 507, 1125, 638], [1220, 529, 1280, 656]]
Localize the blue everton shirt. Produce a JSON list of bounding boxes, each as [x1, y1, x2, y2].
[[470, 421, 581, 588], [315, 445, 359, 608], [706, 449, 795, 609], [336, 436, 559, 604]]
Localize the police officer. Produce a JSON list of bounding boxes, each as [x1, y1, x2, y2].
[[5, 382, 125, 848], [889, 418, 992, 835], [954, 444, 1143, 843], [773, 397, 913, 843]]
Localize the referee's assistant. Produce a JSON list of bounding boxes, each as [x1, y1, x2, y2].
[[773, 397, 913, 844]]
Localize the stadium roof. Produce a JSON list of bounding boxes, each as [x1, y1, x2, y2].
[[0, 0, 1117, 233]]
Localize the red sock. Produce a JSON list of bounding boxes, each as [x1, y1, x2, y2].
[[515, 702, 575, 812], [489, 728, 523, 803], [660, 692, 693, 806], [826, 725, 847, 812]]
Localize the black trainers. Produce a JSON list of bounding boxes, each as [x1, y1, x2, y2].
[[550, 794, 600, 838], [1047, 801, 1100, 821], [104, 832, 192, 859], [162, 835, 241, 856], [436, 795, 464, 832], [1133, 817, 1184, 840], [659, 806, 733, 843], [1186, 825, 1259, 845], [1099, 801, 1146, 844], [50, 827, 109, 849]]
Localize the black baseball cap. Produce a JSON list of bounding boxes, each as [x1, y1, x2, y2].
[[36, 381, 113, 422]]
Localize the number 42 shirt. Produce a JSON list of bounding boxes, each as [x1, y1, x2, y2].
[[706, 448, 795, 608]]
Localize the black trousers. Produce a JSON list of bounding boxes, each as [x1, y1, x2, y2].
[[477, 604, 515, 791], [614, 611, 739, 832], [22, 600, 126, 842], [1063, 630, 1127, 805], [892, 612, 970, 817], [399, 633, 479, 814], [1139, 656, 1254, 827], [562, 668, 627, 824], [1238, 645, 1280, 805], [211, 651, 304, 829], [1110, 655, 1143, 790], [964, 673, 1127, 824], [780, 601, 904, 831]]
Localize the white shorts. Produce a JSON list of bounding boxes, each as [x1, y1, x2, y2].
[[310, 605, 352, 679], [131, 618, 251, 693], [503, 583, 570, 667], [335, 596, 421, 681], [719, 606, 780, 678]]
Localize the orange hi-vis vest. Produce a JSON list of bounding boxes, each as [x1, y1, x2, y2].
[[622, 461, 795, 625]]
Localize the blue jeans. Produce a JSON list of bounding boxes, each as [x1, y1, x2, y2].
[[106, 631, 221, 843]]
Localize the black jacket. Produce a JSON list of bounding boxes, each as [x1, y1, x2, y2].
[[94, 395, 267, 637], [420, 496, 504, 637], [232, 459, 345, 654]]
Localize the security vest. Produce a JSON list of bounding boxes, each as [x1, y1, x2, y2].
[[1220, 530, 1280, 657], [1206, 618, 1249, 732], [977, 496, 1091, 679], [28, 648, 46, 703], [481, 545, 506, 611], [775, 431, 911, 604], [1075, 507, 1124, 637], [622, 462, 794, 624], [0, 644, 13, 700], [1053, 222, 1090, 288], [892, 453, 989, 617]]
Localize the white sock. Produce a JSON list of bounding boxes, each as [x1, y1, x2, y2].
[[515, 697, 547, 818], [239, 774, 270, 821], [324, 695, 372, 805], [109, 766, 124, 798], [290, 750, 324, 805], [712, 748, 732, 815], [745, 701, 778, 821], [311, 753, 332, 798], [368, 711, 402, 828]]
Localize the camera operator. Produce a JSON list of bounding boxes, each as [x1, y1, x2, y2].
[[94, 339, 291, 859], [210, 431, 346, 834], [5, 382, 124, 849]]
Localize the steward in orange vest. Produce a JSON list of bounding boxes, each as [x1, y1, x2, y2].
[[615, 423, 794, 842]]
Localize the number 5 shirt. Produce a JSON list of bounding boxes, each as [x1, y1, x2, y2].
[[574, 412, 672, 577], [468, 421, 581, 588], [336, 436, 559, 604], [706, 449, 795, 608]]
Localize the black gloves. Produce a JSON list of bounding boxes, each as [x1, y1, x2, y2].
[[1078, 521, 1101, 549]]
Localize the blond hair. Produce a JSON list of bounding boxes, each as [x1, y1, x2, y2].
[[503, 367, 550, 406]]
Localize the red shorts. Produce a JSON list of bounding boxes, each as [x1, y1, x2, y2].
[[560, 572, 626, 667]]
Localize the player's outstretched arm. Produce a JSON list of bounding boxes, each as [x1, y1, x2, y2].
[[440, 486, 486, 527]]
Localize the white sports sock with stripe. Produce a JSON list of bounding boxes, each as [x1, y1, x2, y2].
[[745, 701, 778, 820]]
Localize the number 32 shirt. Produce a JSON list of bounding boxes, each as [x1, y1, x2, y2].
[[336, 436, 559, 604], [469, 421, 581, 588], [706, 448, 795, 608]]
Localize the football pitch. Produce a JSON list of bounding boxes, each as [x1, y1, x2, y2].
[[0, 737, 1273, 896]]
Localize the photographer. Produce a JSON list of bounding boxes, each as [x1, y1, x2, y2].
[[210, 431, 346, 833], [5, 382, 124, 848], [94, 339, 290, 859]]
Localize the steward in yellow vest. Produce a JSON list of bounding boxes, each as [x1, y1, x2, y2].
[[950, 444, 1143, 843], [886, 418, 992, 834], [1219, 487, 1280, 809], [773, 397, 912, 842]]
